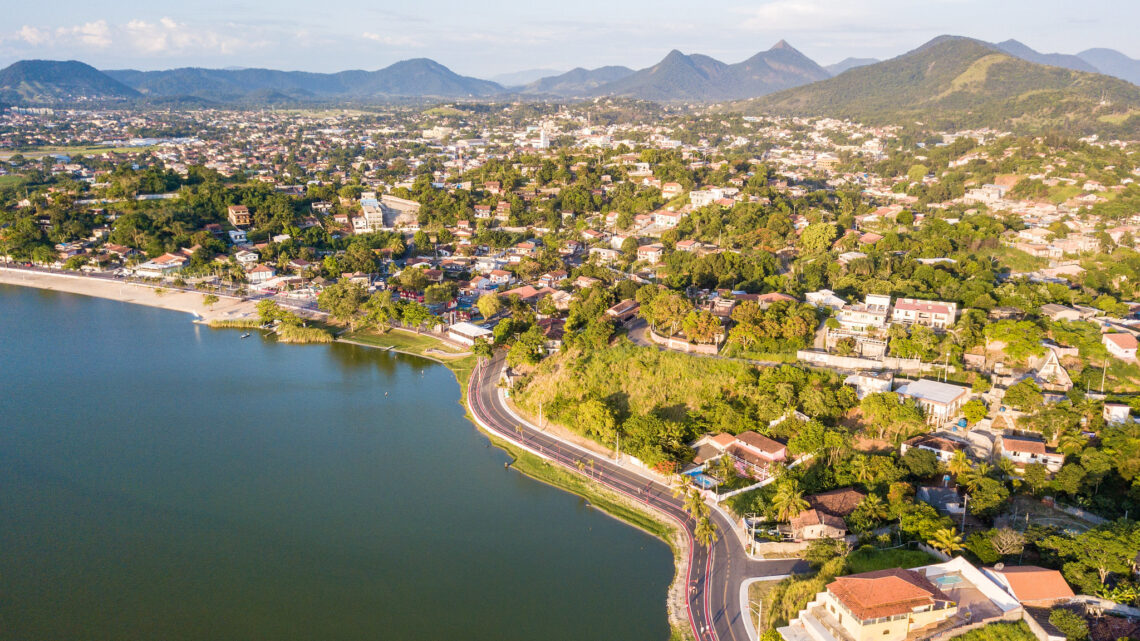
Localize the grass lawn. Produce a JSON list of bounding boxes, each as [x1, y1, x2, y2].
[[951, 621, 1037, 641], [747, 579, 781, 631], [845, 547, 938, 574], [0, 174, 25, 187], [0, 145, 158, 159], [342, 328, 477, 398]]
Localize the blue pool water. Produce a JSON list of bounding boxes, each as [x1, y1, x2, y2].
[[933, 575, 962, 587], [685, 473, 718, 489]]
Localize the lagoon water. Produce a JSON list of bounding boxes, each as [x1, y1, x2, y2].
[[0, 285, 671, 641]]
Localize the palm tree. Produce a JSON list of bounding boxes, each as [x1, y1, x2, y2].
[[928, 527, 964, 556], [715, 454, 736, 483], [858, 493, 889, 522], [772, 480, 809, 522], [672, 474, 694, 499], [947, 450, 971, 478], [851, 455, 874, 484], [695, 516, 719, 547], [684, 489, 710, 520]]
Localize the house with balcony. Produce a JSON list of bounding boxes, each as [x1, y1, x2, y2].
[[836, 294, 890, 332], [890, 298, 958, 329]]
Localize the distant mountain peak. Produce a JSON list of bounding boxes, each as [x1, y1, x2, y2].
[[770, 39, 793, 51]]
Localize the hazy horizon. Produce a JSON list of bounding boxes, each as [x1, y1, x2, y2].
[[2, 0, 1139, 78]]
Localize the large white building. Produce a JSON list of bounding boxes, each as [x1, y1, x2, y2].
[[894, 379, 970, 424]]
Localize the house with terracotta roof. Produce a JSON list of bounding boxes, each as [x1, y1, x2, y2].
[[1103, 333, 1138, 360], [690, 430, 787, 479], [901, 434, 965, 463], [780, 557, 1023, 641], [999, 435, 1064, 472], [983, 566, 1074, 607], [789, 509, 847, 541], [783, 568, 959, 641]]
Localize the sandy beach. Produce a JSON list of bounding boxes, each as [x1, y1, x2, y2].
[[0, 267, 259, 322]]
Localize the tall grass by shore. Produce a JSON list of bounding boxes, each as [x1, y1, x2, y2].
[[207, 318, 261, 329], [277, 324, 333, 343]]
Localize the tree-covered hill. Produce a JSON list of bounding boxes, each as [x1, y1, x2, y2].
[[0, 60, 140, 103], [738, 36, 1140, 137]]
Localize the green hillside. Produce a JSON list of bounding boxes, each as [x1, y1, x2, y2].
[[739, 36, 1140, 137]]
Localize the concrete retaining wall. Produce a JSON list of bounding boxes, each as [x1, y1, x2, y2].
[[648, 329, 719, 355]]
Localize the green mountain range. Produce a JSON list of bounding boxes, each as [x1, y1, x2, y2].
[[0, 60, 139, 103], [592, 41, 830, 102], [740, 36, 1140, 136]]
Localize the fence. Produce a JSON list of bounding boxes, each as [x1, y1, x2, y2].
[[1053, 503, 1109, 526]]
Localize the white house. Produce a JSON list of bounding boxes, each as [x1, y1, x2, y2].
[[448, 322, 492, 346], [999, 435, 1064, 472], [890, 298, 959, 329], [228, 229, 248, 244], [1103, 333, 1138, 360], [894, 379, 970, 424]]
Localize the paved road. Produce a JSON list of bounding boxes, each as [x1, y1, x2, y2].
[[467, 355, 808, 641]]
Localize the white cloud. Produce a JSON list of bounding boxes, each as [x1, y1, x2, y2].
[[2, 18, 266, 58], [124, 17, 255, 55], [16, 25, 49, 46], [362, 32, 422, 47], [56, 20, 112, 49]]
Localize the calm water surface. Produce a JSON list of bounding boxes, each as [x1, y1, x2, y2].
[[0, 285, 671, 641]]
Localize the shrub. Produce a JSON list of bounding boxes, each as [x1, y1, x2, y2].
[[1048, 609, 1088, 640]]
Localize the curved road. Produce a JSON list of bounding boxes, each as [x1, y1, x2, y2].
[[467, 355, 808, 641]]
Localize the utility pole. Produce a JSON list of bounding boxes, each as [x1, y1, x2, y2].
[[961, 493, 969, 532]]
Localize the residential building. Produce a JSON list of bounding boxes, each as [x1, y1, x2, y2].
[[805, 289, 847, 312], [693, 431, 786, 478], [247, 263, 277, 284], [227, 229, 248, 244], [916, 486, 965, 515], [983, 566, 1074, 607], [836, 294, 890, 331], [789, 509, 846, 541], [447, 322, 492, 346], [901, 434, 965, 463], [779, 558, 1022, 641], [637, 244, 664, 264], [780, 568, 958, 641], [227, 205, 251, 227], [999, 435, 1064, 472], [890, 298, 958, 329], [894, 379, 970, 424], [1103, 333, 1138, 360], [605, 299, 640, 326], [843, 370, 894, 399], [1039, 303, 1081, 322], [133, 252, 188, 278]]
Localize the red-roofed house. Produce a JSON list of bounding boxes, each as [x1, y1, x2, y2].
[[999, 436, 1064, 472], [812, 569, 957, 641], [1103, 333, 1138, 360], [984, 566, 1074, 607]]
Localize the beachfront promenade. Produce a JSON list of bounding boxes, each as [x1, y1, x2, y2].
[[467, 354, 808, 641]]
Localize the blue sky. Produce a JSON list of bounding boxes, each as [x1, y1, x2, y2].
[[3, 0, 1138, 77]]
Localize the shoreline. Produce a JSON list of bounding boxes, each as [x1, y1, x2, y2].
[[0, 267, 259, 322], [2, 270, 695, 640]]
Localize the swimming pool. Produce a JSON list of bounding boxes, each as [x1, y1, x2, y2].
[[685, 472, 718, 489], [933, 574, 963, 587]]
